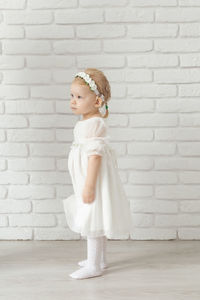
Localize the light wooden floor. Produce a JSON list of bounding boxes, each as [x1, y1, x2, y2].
[[0, 240, 200, 300]]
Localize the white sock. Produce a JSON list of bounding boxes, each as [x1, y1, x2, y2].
[[78, 235, 108, 268], [69, 236, 103, 279]]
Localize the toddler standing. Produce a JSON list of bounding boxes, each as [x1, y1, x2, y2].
[[63, 68, 132, 279]]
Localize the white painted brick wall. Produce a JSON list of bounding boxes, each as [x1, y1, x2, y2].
[[0, 0, 200, 241]]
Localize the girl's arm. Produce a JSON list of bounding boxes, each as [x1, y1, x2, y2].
[[82, 155, 102, 204]]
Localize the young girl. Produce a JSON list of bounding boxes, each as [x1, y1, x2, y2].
[[63, 68, 132, 280]]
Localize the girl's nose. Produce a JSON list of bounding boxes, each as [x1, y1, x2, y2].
[[71, 99, 76, 104]]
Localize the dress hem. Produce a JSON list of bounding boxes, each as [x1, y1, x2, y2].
[[63, 198, 131, 240]]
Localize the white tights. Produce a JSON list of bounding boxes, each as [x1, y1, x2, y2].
[[69, 235, 107, 279]]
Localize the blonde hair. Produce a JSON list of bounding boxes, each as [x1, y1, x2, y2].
[[72, 68, 111, 119]]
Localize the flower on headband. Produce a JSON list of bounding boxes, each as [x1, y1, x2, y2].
[[75, 71, 98, 94]]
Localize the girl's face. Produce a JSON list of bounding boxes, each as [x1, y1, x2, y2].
[[70, 82, 102, 117]]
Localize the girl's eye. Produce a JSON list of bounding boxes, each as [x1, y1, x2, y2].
[[70, 94, 74, 97], [78, 95, 82, 99]]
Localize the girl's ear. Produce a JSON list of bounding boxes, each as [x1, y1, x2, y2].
[[95, 95, 103, 107]]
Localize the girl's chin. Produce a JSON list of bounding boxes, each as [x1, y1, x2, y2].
[[72, 110, 80, 114]]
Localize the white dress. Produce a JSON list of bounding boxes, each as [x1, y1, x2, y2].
[[63, 116, 132, 239]]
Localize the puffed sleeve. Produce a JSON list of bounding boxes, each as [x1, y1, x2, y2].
[[82, 118, 110, 157]]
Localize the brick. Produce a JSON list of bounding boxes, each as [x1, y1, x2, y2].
[[77, 25, 125, 38], [178, 229, 200, 240], [0, 200, 31, 212], [155, 214, 200, 227], [34, 228, 80, 240], [155, 39, 200, 52], [0, 143, 27, 156], [179, 0, 200, 5], [130, 228, 176, 240], [180, 114, 200, 126], [6, 101, 54, 114], [128, 54, 178, 67], [128, 142, 176, 155], [107, 114, 128, 127], [30, 172, 69, 184], [52, 69, 78, 83], [129, 171, 178, 184], [33, 199, 63, 213], [0, 25, 24, 38], [180, 23, 200, 37], [30, 143, 70, 157], [156, 185, 200, 199], [155, 128, 200, 141], [180, 201, 200, 212], [77, 55, 125, 68], [4, 11, 52, 24], [105, 8, 153, 22], [54, 40, 101, 54], [154, 69, 200, 83], [155, 158, 200, 170], [130, 0, 176, 6], [0, 228, 32, 240], [8, 158, 55, 171], [55, 9, 103, 24], [3, 41, 51, 54], [180, 54, 200, 67], [80, 0, 128, 7], [27, 56, 75, 68], [0, 116, 27, 128], [156, 8, 200, 22], [57, 158, 68, 171], [125, 184, 153, 197], [0, 0, 25, 9], [56, 186, 74, 198], [0, 159, 6, 170], [56, 129, 73, 142], [127, 24, 178, 37], [109, 99, 154, 113], [178, 142, 200, 156], [130, 114, 178, 127], [104, 39, 152, 52], [131, 199, 178, 213], [26, 25, 74, 39], [7, 129, 54, 142], [0, 56, 24, 69], [118, 157, 153, 170], [9, 214, 56, 226], [4, 70, 51, 84], [128, 84, 176, 98], [31, 85, 68, 99], [125, 69, 152, 82], [0, 215, 8, 226], [179, 84, 200, 96], [0, 86, 28, 99], [28, 0, 77, 9], [9, 185, 54, 199], [180, 172, 200, 183], [131, 214, 153, 227]]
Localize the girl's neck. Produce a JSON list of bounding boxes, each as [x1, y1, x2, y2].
[[81, 112, 102, 121]]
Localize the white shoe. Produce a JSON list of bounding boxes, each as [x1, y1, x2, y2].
[[69, 266, 103, 280], [70, 236, 104, 280], [78, 259, 108, 269]]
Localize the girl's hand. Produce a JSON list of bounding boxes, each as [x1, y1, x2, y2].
[[82, 184, 96, 204]]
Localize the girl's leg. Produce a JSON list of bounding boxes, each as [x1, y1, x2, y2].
[[69, 236, 103, 279], [78, 235, 108, 268], [101, 235, 107, 266]]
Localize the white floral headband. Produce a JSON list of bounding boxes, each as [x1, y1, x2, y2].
[[75, 71, 108, 116]]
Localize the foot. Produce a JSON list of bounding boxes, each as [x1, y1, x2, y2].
[[78, 259, 108, 269], [69, 266, 103, 279]]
